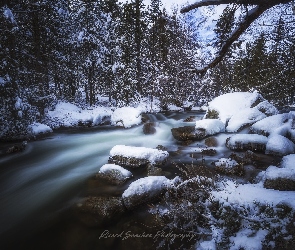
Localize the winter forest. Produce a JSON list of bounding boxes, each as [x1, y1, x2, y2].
[[1, 0, 295, 140], [1, 0, 295, 250]]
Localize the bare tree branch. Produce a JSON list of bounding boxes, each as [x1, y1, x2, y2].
[[180, 0, 292, 14], [180, 0, 292, 74]]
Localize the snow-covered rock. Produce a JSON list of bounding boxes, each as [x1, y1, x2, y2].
[[122, 176, 171, 210], [281, 154, 295, 169], [226, 134, 268, 152], [250, 113, 290, 136], [265, 134, 295, 156], [214, 158, 244, 176], [96, 164, 133, 185], [28, 122, 53, 136], [204, 92, 277, 132], [258, 155, 295, 191], [109, 145, 169, 168], [111, 107, 142, 128], [195, 119, 225, 135], [226, 108, 266, 132]]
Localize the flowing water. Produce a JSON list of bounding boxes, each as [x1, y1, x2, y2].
[[0, 111, 210, 249], [0, 111, 277, 249]]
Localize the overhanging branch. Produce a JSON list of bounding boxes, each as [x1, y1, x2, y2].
[[180, 0, 292, 74]]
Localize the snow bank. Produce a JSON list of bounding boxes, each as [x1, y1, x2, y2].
[[265, 134, 295, 156], [111, 107, 142, 128], [99, 164, 132, 178], [195, 119, 225, 135], [110, 145, 169, 164], [212, 180, 295, 209], [28, 122, 53, 135], [45, 101, 112, 128], [122, 176, 171, 199]]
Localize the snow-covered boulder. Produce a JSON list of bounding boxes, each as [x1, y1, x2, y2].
[[226, 134, 268, 152], [226, 108, 266, 132], [204, 92, 277, 132], [250, 113, 290, 136], [109, 145, 169, 168], [171, 120, 224, 142], [96, 164, 133, 185], [259, 155, 295, 191], [75, 196, 126, 226], [122, 176, 171, 210], [195, 119, 225, 135], [214, 158, 244, 176], [111, 107, 142, 128], [265, 135, 295, 156]]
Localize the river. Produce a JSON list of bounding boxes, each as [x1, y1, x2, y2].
[[1, 111, 214, 250]]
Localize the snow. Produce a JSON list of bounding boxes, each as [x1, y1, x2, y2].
[[206, 91, 263, 124], [4, 7, 17, 25], [28, 122, 53, 135], [226, 134, 268, 147], [99, 164, 132, 178], [281, 154, 295, 169], [229, 229, 268, 250], [122, 176, 171, 199], [111, 107, 142, 128], [226, 107, 266, 132], [264, 165, 295, 181], [250, 113, 290, 136], [45, 101, 112, 128], [110, 145, 169, 164], [215, 158, 238, 169], [212, 180, 295, 209], [195, 119, 225, 135], [265, 134, 295, 156]]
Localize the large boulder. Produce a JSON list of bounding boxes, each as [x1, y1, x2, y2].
[[265, 135, 295, 156], [111, 107, 142, 128], [226, 134, 268, 152], [204, 92, 278, 132], [75, 196, 126, 226], [96, 164, 133, 185], [122, 176, 171, 210], [250, 113, 291, 136], [109, 145, 169, 168]]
